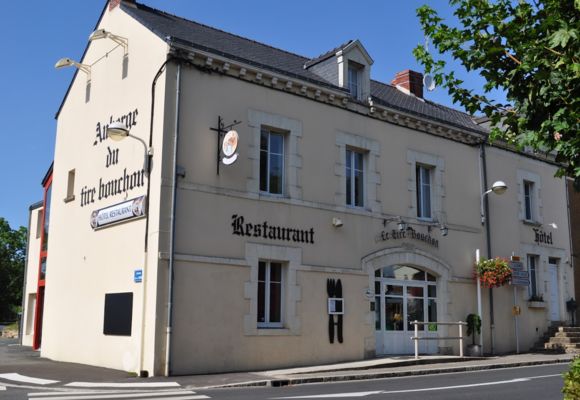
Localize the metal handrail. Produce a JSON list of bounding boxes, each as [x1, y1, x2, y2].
[[410, 320, 467, 359]]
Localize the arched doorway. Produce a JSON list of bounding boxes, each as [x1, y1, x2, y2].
[[374, 265, 437, 354], [363, 248, 451, 355]]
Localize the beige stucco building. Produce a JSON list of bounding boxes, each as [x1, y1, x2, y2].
[[22, 0, 574, 377]]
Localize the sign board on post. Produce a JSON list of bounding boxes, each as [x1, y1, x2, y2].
[[509, 261, 529, 286]]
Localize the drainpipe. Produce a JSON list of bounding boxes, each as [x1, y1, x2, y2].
[[480, 141, 495, 354], [565, 179, 576, 323], [137, 57, 171, 378], [165, 61, 182, 377]]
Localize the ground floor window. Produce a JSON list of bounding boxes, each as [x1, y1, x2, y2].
[[257, 261, 283, 328], [374, 265, 437, 332], [527, 254, 539, 299]]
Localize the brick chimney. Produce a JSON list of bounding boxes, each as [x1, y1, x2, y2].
[[391, 70, 423, 99]]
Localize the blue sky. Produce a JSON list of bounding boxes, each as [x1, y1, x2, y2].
[[0, 0, 500, 229]]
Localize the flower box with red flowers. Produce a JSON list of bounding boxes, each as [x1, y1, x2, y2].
[[475, 257, 512, 288]]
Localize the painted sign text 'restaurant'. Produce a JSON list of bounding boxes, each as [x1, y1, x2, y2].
[[231, 214, 315, 244]]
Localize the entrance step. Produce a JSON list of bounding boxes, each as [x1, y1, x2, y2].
[[534, 325, 580, 354]]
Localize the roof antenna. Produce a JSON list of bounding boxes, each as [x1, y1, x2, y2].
[[422, 35, 436, 92]]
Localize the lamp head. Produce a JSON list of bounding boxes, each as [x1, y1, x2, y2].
[[89, 29, 109, 41], [107, 121, 130, 141], [491, 180, 508, 195], [55, 58, 75, 69]]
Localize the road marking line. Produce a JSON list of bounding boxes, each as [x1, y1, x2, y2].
[[272, 375, 559, 399], [377, 378, 530, 394], [29, 392, 135, 396], [528, 374, 562, 379], [65, 382, 180, 388], [26, 390, 204, 400], [0, 385, 5, 390], [273, 391, 383, 399], [29, 390, 194, 397], [0, 373, 59, 385]]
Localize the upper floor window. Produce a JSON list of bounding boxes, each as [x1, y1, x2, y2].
[[260, 129, 284, 195], [346, 148, 364, 207], [517, 170, 542, 223], [524, 180, 534, 221], [258, 260, 283, 328], [416, 165, 433, 219], [348, 63, 362, 99]]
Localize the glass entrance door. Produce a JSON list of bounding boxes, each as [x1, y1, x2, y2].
[[374, 265, 438, 354]]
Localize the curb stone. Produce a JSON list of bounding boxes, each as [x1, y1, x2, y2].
[[194, 358, 572, 389]]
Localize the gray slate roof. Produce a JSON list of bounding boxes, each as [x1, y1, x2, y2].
[[122, 1, 487, 135]]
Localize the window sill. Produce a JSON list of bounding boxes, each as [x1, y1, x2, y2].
[[254, 327, 293, 336], [527, 301, 546, 309], [259, 192, 286, 199], [522, 219, 542, 227], [417, 217, 434, 223], [63, 195, 75, 203]]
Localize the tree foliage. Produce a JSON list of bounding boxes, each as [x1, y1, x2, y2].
[[0, 218, 27, 322], [414, 0, 580, 180]]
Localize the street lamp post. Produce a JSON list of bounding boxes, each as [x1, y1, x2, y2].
[[480, 180, 508, 355]]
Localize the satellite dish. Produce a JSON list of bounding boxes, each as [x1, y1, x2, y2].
[[423, 74, 436, 91]]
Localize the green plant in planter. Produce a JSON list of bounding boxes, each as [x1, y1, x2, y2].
[[529, 294, 544, 302], [466, 314, 481, 346]]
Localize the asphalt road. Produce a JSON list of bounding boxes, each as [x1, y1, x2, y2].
[[1, 364, 568, 400], [202, 363, 567, 400]]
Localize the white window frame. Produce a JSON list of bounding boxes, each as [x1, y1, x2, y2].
[[346, 148, 365, 207], [416, 164, 433, 220], [244, 243, 301, 336], [523, 180, 534, 221], [348, 63, 361, 99], [335, 131, 380, 213], [527, 254, 539, 299], [257, 260, 284, 328], [259, 129, 285, 195], [64, 169, 75, 203], [407, 150, 444, 223], [248, 110, 302, 199], [517, 170, 542, 224]]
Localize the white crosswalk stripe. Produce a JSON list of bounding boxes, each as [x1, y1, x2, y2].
[[65, 382, 181, 388], [0, 373, 59, 385], [27, 389, 210, 400]]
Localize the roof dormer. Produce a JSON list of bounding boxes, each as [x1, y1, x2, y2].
[[305, 39, 373, 101]]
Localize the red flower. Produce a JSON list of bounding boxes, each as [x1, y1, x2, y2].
[[475, 257, 512, 288]]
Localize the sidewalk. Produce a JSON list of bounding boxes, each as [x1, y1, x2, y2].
[[0, 337, 574, 390], [178, 353, 575, 389]]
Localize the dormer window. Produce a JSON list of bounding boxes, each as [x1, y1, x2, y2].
[[348, 62, 362, 99], [304, 40, 373, 101]]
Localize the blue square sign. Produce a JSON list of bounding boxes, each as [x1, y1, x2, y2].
[[134, 269, 143, 283]]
